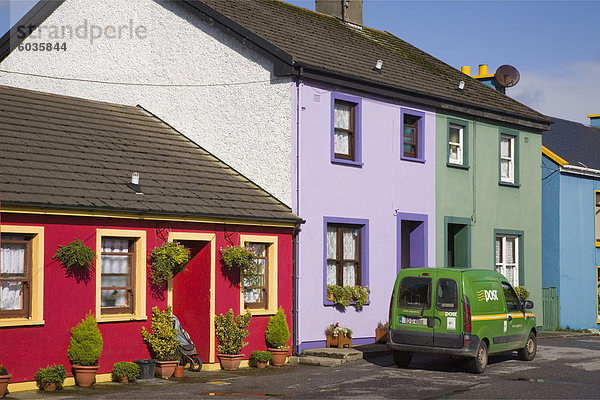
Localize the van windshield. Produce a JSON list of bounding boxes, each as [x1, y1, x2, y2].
[[397, 277, 431, 309]]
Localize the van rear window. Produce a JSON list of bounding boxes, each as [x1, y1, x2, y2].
[[397, 277, 431, 309], [436, 278, 458, 311]]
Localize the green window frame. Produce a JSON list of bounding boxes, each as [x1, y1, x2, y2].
[[499, 128, 520, 187], [446, 118, 469, 169]]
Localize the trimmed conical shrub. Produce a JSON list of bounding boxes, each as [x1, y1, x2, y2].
[[265, 307, 290, 348], [67, 312, 103, 366]]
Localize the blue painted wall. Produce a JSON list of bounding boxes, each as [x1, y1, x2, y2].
[[542, 154, 600, 329]]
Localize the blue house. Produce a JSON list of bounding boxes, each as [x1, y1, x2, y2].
[[542, 115, 600, 329]]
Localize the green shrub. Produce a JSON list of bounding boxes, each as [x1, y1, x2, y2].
[[514, 286, 530, 301], [150, 241, 191, 286], [141, 306, 179, 361], [112, 362, 140, 382], [327, 285, 370, 309], [0, 365, 7, 375], [214, 309, 251, 355], [220, 246, 261, 288], [53, 238, 96, 271], [249, 351, 272, 363], [67, 312, 103, 366], [34, 364, 66, 390], [265, 307, 290, 349]]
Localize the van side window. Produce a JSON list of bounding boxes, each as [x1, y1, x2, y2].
[[397, 277, 431, 309], [502, 282, 521, 312], [436, 279, 458, 311]]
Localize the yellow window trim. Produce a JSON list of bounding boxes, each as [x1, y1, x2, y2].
[[166, 232, 217, 364], [542, 146, 569, 166], [0, 225, 44, 327], [238, 235, 279, 316], [95, 229, 146, 322]]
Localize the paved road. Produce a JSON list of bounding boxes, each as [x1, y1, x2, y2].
[[10, 335, 600, 399]]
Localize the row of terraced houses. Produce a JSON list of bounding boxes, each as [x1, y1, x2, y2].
[[1, 0, 599, 389]]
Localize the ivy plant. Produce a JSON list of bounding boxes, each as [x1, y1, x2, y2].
[[53, 238, 96, 271], [150, 241, 191, 286]]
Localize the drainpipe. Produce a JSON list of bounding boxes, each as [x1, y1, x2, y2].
[[471, 120, 477, 225], [292, 72, 303, 355]]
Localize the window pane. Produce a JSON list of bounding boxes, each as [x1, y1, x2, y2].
[[501, 159, 511, 179], [449, 126, 461, 143], [101, 289, 128, 307], [102, 238, 130, 253], [449, 144, 461, 162], [327, 262, 337, 286], [1, 241, 26, 275], [327, 227, 337, 259], [334, 103, 351, 129], [0, 282, 23, 310], [343, 262, 356, 286], [501, 137, 511, 157], [595, 193, 600, 240], [436, 279, 458, 311], [398, 277, 431, 309], [334, 130, 350, 155], [244, 288, 262, 304], [495, 238, 502, 265], [506, 238, 515, 264], [342, 228, 357, 260]]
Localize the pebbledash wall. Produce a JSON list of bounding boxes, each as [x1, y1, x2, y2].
[[0, 0, 292, 205], [0, 212, 293, 383], [293, 81, 436, 351]]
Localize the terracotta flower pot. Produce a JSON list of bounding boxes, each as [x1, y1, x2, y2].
[[72, 365, 99, 388], [217, 354, 244, 371], [155, 361, 178, 379], [256, 361, 268, 369], [43, 382, 57, 392], [119, 376, 128, 383], [0, 374, 12, 398], [268, 348, 288, 367], [173, 365, 184, 378]]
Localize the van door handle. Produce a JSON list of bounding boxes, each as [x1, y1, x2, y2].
[[507, 315, 512, 321]]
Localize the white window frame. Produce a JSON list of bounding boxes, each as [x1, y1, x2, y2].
[[595, 191, 600, 246], [496, 234, 519, 287], [500, 134, 515, 183], [448, 123, 464, 165]]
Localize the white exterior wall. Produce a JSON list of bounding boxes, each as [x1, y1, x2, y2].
[[0, 0, 292, 205]]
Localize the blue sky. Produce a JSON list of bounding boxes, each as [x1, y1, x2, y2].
[[1, 0, 599, 124]]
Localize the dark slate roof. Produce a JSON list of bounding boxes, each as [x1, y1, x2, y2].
[[186, 0, 550, 130], [543, 117, 600, 170], [0, 85, 300, 223]]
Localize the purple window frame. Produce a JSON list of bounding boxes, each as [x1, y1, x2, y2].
[[331, 93, 363, 167], [323, 216, 369, 305], [396, 213, 429, 274], [400, 108, 426, 163]]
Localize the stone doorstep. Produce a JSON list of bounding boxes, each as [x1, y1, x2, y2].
[[288, 355, 344, 367], [290, 343, 391, 367]]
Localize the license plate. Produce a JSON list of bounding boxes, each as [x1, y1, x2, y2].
[[399, 316, 427, 326]]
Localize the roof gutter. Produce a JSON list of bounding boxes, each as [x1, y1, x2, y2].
[[294, 63, 551, 132], [559, 164, 600, 179]]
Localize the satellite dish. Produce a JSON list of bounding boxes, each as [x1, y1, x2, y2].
[[494, 65, 520, 88]]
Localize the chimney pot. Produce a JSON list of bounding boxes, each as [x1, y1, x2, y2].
[[316, 0, 363, 25], [461, 66, 471, 76], [478, 64, 488, 76]]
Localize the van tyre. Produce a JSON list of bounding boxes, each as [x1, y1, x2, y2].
[[469, 340, 488, 374], [393, 351, 412, 368], [518, 332, 537, 361]]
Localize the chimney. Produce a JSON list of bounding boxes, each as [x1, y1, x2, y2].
[[587, 114, 600, 128], [316, 0, 363, 26]]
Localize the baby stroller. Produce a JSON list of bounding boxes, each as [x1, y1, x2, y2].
[[172, 314, 202, 371]]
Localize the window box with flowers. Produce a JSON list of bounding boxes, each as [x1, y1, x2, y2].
[[325, 322, 353, 349]]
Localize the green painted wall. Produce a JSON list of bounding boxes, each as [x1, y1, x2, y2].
[[435, 114, 543, 323]]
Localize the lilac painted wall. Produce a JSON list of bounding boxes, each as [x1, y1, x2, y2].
[[292, 81, 436, 350]]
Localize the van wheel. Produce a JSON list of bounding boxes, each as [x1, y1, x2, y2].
[[469, 340, 488, 374], [392, 351, 412, 368], [518, 332, 537, 361]]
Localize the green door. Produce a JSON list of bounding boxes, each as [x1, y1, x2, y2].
[[501, 282, 528, 350], [395, 274, 435, 346], [432, 271, 463, 348]]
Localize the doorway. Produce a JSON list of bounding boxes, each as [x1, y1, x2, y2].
[[445, 217, 471, 268], [397, 213, 428, 272]]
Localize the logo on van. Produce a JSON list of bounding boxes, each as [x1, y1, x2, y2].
[[476, 289, 498, 302]]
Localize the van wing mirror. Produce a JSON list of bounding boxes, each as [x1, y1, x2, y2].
[[522, 300, 534, 310]]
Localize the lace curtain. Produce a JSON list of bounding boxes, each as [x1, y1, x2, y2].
[[101, 238, 131, 307], [334, 103, 351, 155], [0, 240, 26, 311]]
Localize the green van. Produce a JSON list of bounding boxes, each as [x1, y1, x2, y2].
[[387, 268, 536, 373]]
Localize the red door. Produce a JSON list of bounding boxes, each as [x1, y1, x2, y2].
[[173, 240, 211, 362]]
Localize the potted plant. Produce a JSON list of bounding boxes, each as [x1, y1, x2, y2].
[[220, 246, 261, 288], [214, 309, 251, 371], [112, 362, 140, 383], [150, 241, 191, 286], [327, 285, 370, 309], [141, 306, 180, 378], [67, 312, 103, 387], [325, 322, 353, 349], [34, 364, 66, 392], [375, 321, 389, 344], [53, 238, 96, 271], [265, 307, 290, 367], [249, 351, 272, 369], [0, 365, 11, 398]]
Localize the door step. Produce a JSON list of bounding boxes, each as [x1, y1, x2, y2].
[[289, 344, 390, 367]]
